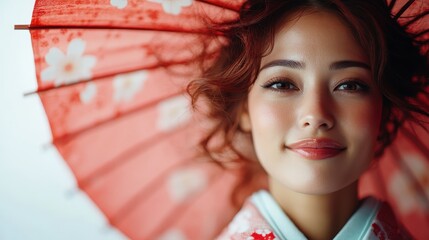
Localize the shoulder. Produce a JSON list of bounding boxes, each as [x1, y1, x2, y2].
[[216, 198, 277, 240], [369, 199, 413, 240]]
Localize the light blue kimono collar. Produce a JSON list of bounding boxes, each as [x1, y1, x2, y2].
[[250, 190, 380, 240]]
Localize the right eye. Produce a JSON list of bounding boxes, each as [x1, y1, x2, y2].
[[261, 79, 299, 91]]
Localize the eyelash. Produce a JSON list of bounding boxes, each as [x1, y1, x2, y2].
[[334, 79, 370, 92], [261, 78, 298, 91], [261, 78, 370, 93]]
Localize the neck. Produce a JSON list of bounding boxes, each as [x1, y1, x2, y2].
[[269, 179, 359, 240]]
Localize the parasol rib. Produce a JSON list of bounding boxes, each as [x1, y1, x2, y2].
[[388, 0, 398, 10], [402, 10, 429, 28], [17, 24, 224, 35], [394, 0, 416, 20], [14, 25, 30, 30], [25, 64, 192, 96]]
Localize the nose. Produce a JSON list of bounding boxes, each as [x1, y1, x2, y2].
[[298, 88, 335, 131]]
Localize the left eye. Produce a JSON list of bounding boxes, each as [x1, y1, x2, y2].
[[335, 81, 369, 92]]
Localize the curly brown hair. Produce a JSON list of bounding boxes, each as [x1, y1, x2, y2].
[[187, 0, 428, 205]]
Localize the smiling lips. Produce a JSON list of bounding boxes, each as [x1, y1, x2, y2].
[[287, 138, 346, 160]]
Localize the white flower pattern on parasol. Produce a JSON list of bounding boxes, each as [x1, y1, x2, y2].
[[41, 38, 97, 86]]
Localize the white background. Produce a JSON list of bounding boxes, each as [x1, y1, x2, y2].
[[0, 1, 126, 239]]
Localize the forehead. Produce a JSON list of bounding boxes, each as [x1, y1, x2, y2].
[[263, 10, 369, 65]]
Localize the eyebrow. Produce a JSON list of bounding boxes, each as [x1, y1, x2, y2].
[[329, 60, 370, 70], [260, 59, 370, 71], [261, 59, 305, 70]]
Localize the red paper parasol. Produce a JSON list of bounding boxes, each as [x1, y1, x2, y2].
[[17, 0, 429, 239]]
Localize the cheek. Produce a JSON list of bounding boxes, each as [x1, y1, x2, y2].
[[352, 102, 382, 134], [249, 101, 293, 133], [343, 99, 383, 152], [247, 98, 294, 161]]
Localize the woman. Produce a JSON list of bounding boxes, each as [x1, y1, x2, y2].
[[188, 0, 428, 239]]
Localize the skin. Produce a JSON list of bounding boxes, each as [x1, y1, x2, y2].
[[240, 10, 383, 240]]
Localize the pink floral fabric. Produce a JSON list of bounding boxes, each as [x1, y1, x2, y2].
[[218, 193, 412, 240], [217, 199, 276, 240]]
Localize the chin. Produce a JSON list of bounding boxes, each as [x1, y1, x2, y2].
[[283, 176, 359, 196]]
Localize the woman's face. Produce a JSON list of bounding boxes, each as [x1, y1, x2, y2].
[[240, 11, 383, 195]]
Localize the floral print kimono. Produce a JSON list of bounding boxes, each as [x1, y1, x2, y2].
[[217, 190, 412, 240]]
